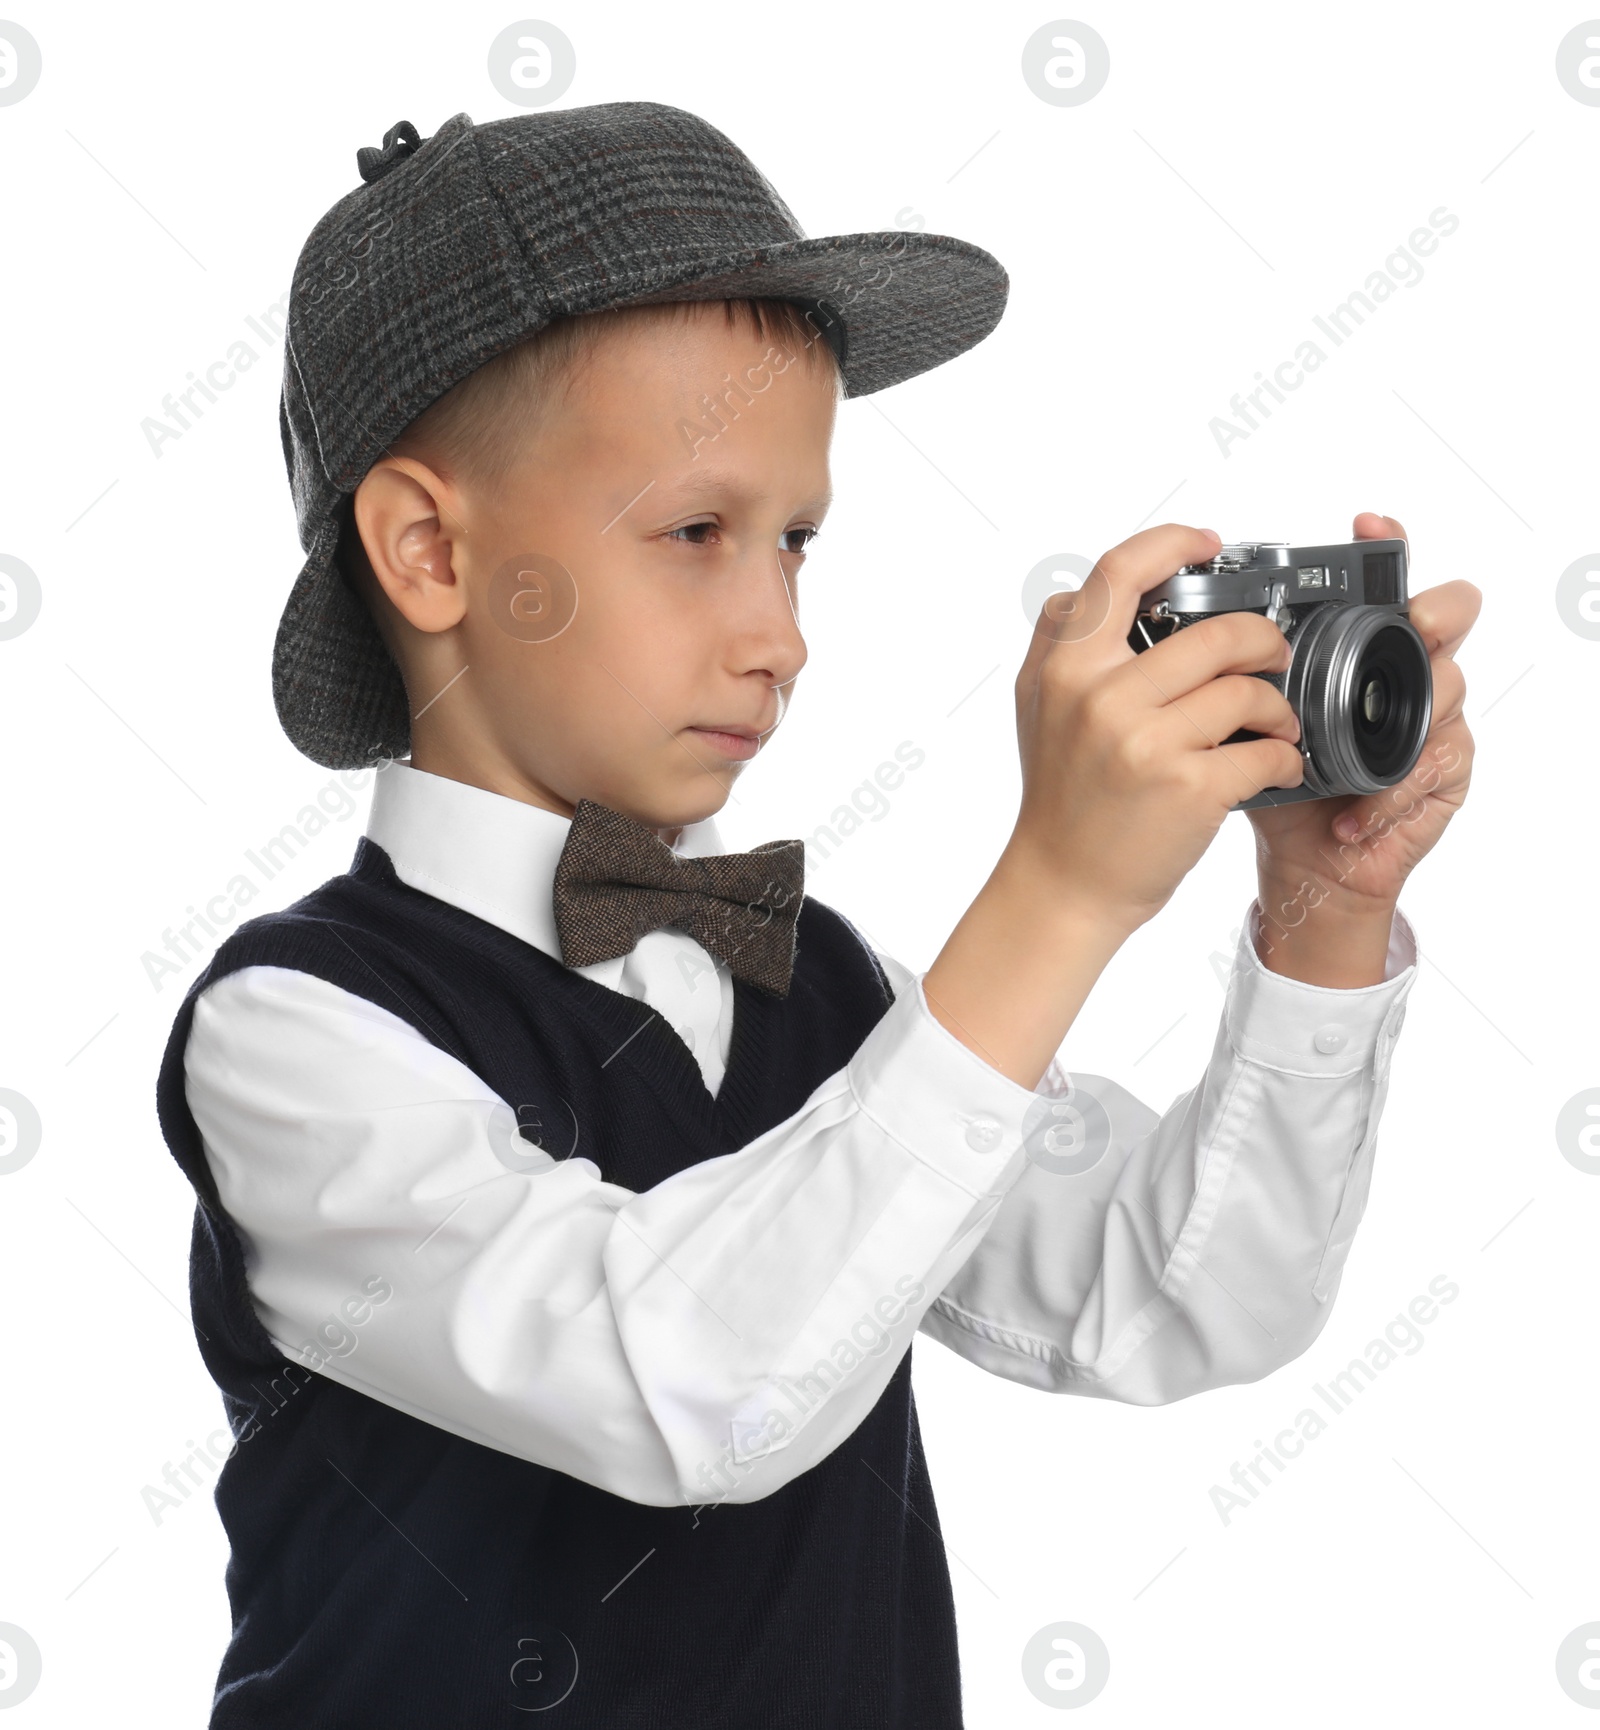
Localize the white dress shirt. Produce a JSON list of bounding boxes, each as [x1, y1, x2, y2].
[[182, 762, 1418, 1508]]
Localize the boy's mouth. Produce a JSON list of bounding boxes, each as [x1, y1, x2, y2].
[[686, 724, 762, 761]]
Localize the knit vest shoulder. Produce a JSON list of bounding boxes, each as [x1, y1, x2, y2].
[[154, 836, 966, 1730]]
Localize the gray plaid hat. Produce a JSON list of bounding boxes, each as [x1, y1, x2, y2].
[[274, 101, 1009, 769]]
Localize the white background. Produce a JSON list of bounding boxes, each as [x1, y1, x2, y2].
[[1, 1, 1595, 1723]]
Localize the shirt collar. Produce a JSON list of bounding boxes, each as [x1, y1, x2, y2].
[[364, 761, 727, 962]]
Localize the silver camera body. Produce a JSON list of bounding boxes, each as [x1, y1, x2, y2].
[[1130, 539, 1433, 812]]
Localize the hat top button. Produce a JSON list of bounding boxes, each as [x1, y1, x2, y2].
[[357, 119, 424, 185]]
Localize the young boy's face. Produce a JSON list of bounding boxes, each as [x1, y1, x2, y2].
[[361, 302, 838, 835]]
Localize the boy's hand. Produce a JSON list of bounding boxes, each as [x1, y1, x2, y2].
[[933, 516, 1473, 1085], [1245, 513, 1481, 922], [1006, 522, 1306, 936]]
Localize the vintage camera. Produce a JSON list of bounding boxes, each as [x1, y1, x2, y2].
[[1129, 539, 1432, 811]]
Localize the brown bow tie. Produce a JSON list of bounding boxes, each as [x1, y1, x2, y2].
[[551, 798, 807, 997]]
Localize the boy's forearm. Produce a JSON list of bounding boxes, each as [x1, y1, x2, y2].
[[921, 844, 1135, 1092], [1253, 872, 1399, 988], [921, 849, 1403, 1092]]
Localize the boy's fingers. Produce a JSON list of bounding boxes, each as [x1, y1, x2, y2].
[[1119, 605, 1293, 710], [1024, 523, 1221, 678], [1349, 711, 1475, 835], [1425, 653, 1467, 729], [1354, 510, 1407, 545], [1407, 579, 1482, 658], [1349, 513, 1480, 657], [1210, 734, 1307, 803], [1149, 668, 1301, 750]]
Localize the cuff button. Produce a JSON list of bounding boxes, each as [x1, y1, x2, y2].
[[963, 1112, 1003, 1152], [1313, 1023, 1349, 1054]]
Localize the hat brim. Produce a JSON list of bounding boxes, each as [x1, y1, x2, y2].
[[600, 227, 1007, 399]]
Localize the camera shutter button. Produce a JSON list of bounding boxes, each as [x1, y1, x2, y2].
[[1313, 1023, 1349, 1055]]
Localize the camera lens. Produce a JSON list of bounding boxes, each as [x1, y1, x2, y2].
[[1349, 623, 1429, 780], [1291, 608, 1433, 796]]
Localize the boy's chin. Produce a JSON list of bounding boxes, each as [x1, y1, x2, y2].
[[626, 775, 737, 835]]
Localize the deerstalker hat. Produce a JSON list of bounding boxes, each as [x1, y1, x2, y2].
[[274, 102, 1008, 768]]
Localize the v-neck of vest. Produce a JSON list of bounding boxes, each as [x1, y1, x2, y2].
[[541, 945, 778, 1147], [352, 837, 780, 1147]]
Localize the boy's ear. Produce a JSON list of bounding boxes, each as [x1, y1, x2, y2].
[[349, 458, 470, 637]]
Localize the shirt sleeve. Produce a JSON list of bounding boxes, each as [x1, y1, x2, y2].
[[182, 958, 1069, 1510], [874, 897, 1419, 1404]]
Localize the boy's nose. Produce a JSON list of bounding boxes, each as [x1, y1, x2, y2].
[[733, 548, 808, 688]]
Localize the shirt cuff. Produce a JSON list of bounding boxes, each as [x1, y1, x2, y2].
[[848, 970, 1048, 1201], [1227, 898, 1419, 1076]]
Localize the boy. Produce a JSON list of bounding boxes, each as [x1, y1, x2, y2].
[[155, 103, 1478, 1727]]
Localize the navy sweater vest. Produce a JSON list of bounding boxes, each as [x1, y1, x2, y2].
[[154, 836, 966, 1729]]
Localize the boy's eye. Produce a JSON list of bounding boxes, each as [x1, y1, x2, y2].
[[662, 523, 819, 555], [665, 521, 719, 546]]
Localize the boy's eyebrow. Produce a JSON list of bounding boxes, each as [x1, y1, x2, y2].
[[660, 472, 833, 511]]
